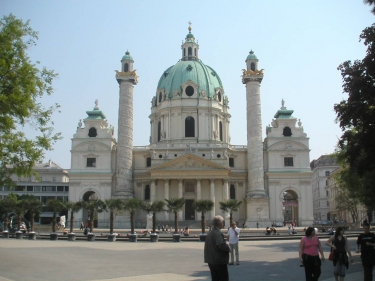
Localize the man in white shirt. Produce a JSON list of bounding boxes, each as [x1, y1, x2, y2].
[[227, 222, 240, 265]]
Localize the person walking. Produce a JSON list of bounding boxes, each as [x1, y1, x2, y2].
[[326, 226, 353, 281], [80, 222, 84, 230], [204, 215, 230, 281], [357, 223, 375, 281], [227, 221, 240, 265], [299, 226, 325, 281]]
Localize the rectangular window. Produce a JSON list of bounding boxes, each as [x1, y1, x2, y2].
[[27, 186, 33, 192], [64, 186, 69, 192], [41, 196, 55, 204], [57, 186, 64, 192], [34, 186, 41, 192], [52, 177, 56, 182], [144, 185, 150, 200], [146, 157, 151, 167], [229, 158, 234, 168], [39, 177, 43, 182], [87, 158, 96, 167], [15, 186, 24, 191], [42, 186, 56, 192], [230, 184, 236, 199], [284, 157, 293, 166]]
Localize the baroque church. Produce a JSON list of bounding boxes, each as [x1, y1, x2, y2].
[[68, 25, 314, 228]]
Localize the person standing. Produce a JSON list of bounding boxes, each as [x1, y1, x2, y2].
[[357, 223, 375, 281], [204, 215, 230, 281], [80, 222, 84, 230], [299, 226, 325, 281], [227, 222, 240, 265], [325, 226, 353, 281]]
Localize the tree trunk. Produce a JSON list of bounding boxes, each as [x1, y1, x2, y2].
[[17, 214, 21, 231], [201, 213, 205, 234], [230, 212, 233, 226], [30, 211, 35, 232], [52, 211, 56, 232], [174, 212, 178, 233], [131, 211, 135, 234], [152, 212, 156, 233], [89, 212, 94, 232], [110, 211, 114, 234], [4, 215, 9, 231], [70, 211, 74, 233]]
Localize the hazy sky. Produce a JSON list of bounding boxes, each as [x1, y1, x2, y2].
[[1, 1, 374, 169]]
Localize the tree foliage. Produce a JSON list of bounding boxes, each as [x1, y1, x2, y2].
[[0, 14, 61, 188], [165, 198, 185, 234], [141, 200, 165, 234], [192, 199, 214, 234], [104, 198, 124, 235], [334, 7, 375, 213], [82, 199, 105, 233], [219, 199, 243, 226], [123, 198, 141, 234], [63, 201, 83, 234]]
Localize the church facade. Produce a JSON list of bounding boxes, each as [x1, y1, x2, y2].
[[68, 26, 314, 228]]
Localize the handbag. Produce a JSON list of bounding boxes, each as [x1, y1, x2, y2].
[[328, 250, 334, 261]]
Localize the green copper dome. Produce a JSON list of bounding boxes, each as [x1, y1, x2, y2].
[[186, 32, 194, 39], [246, 50, 258, 60], [122, 50, 133, 61], [157, 60, 223, 99]]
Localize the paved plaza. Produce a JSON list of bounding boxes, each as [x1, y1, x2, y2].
[[0, 237, 365, 281]]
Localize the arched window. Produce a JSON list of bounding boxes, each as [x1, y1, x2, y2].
[[219, 121, 223, 141], [124, 63, 129, 72], [194, 48, 197, 57], [88, 127, 97, 137], [144, 185, 150, 200], [158, 121, 161, 141], [218, 92, 222, 102], [185, 116, 195, 137], [183, 48, 186, 57], [283, 127, 292, 137], [230, 184, 236, 199], [159, 92, 162, 103], [251, 62, 255, 71], [188, 47, 192, 57]]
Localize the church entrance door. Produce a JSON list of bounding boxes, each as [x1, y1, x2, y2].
[[185, 199, 195, 220]]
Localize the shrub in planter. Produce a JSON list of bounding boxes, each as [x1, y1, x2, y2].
[[2, 231, 9, 239], [173, 233, 181, 242]]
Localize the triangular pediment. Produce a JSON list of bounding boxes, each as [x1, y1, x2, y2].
[[151, 153, 230, 171]]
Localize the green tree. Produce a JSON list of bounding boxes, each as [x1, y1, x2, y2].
[[123, 198, 141, 235], [334, 6, 375, 215], [82, 199, 105, 233], [0, 193, 17, 231], [165, 198, 185, 234], [20, 194, 42, 232], [192, 199, 214, 234], [63, 201, 83, 234], [219, 199, 243, 226], [104, 199, 124, 235], [0, 14, 60, 188], [141, 200, 165, 234], [46, 198, 64, 233]]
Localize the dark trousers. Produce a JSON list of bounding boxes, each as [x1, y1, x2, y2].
[[303, 254, 321, 281], [208, 263, 228, 281], [362, 257, 375, 281]]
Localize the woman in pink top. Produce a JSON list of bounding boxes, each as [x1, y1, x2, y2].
[[299, 227, 325, 280]]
